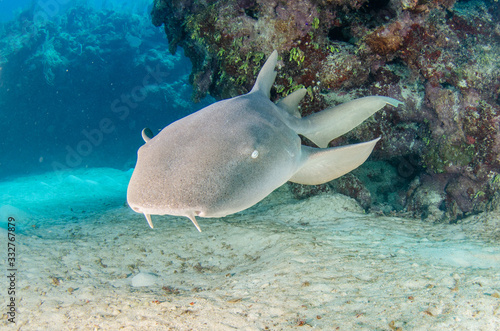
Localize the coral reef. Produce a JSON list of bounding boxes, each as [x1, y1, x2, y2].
[[151, 0, 500, 222]]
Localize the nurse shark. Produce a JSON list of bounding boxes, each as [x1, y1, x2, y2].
[[127, 50, 402, 232]]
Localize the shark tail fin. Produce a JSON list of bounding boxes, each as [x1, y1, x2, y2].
[[293, 96, 402, 148], [250, 50, 278, 99], [289, 138, 380, 185]]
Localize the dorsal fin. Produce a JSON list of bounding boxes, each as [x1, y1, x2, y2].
[[277, 88, 306, 118], [250, 50, 278, 98], [292, 96, 402, 148], [141, 128, 154, 143]]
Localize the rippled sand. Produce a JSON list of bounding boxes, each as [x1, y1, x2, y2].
[[1, 169, 499, 330]]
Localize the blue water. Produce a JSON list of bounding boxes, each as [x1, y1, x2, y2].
[[0, 0, 213, 180], [0, 0, 154, 22]]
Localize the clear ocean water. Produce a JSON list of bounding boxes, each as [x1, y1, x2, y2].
[[0, 1, 499, 329], [0, 0, 215, 181]]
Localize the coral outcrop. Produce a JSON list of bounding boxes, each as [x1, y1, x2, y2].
[[151, 0, 500, 221]]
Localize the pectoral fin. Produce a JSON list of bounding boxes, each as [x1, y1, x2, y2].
[[289, 138, 380, 185], [250, 50, 278, 98]]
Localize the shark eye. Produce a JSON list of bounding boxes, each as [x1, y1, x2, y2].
[[251, 150, 259, 159]]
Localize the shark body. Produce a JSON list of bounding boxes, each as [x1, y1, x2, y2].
[[127, 50, 402, 231]]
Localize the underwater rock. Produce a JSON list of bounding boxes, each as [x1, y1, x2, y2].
[[131, 272, 159, 287], [289, 182, 332, 200], [329, 173, 372, 210], [151, 0, 500, 222], [405, 175, 447, 222]]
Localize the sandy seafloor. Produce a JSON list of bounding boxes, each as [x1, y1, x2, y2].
[[1, 168, 499, 330]]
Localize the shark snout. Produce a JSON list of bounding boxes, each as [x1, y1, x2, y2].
[[130, 205, 141, 213]]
